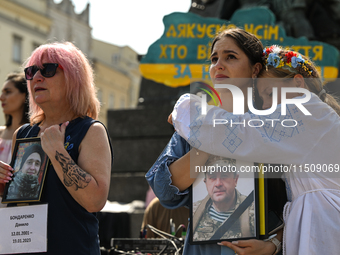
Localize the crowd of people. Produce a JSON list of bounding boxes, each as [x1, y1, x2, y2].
[[0, 26, 339, 255]]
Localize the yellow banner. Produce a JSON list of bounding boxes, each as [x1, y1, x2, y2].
[[140, 64, 338, 88]]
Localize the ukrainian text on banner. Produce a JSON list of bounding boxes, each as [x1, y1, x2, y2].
[[140, 7, 339, 87]]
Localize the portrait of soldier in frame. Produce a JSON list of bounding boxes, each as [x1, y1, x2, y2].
[[191, 155, 258, 244], [2, 138, 49, 203]]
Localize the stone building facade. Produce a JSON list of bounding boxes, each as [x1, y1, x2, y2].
[[0, 0, 140, 126]]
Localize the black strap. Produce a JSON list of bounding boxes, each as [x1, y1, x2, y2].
[[210, 190, 254, 240]]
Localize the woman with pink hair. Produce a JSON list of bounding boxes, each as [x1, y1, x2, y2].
[[0, 42, 112, 254]]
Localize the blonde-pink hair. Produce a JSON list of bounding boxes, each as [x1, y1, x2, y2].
[[24, 42, 100, 124]]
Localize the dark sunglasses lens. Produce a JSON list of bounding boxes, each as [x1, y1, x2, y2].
[[25, 66, 38, 80], [42, 64, 58, 77]]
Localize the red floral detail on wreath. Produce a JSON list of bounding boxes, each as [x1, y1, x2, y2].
[[285, 51, 298, 63], [265, 46, 276, 55]]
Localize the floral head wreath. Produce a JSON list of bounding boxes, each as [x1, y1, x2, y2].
[[262, 45, 317, 78]]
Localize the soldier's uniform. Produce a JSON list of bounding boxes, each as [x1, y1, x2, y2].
[[192, 189, 254, 241]]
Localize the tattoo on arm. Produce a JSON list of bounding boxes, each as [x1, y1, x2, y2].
[[55, 151, 92, 190]]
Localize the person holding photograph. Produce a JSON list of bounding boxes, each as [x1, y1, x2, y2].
[[193, 156, 254, 242], [6, 144, 44, 200], [172, 45, 340, 254], [0, 42, 112, 255], [146, 28, 281, 255], [0, 73, 29, 207]]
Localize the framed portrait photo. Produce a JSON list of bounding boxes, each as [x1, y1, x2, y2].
[[190, 155, 259, 244], [2, 137, 49, 204]]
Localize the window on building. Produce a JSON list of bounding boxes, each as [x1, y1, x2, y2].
[[120, 98, 125, 108], [112, 53, 120, 65], [13, 35, 22, 63], [109, 93, 115, 109]]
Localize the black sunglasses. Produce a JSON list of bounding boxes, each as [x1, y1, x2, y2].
[[24, 63, 63, 80]]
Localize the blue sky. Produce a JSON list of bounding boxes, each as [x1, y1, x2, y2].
[[56, 0, 191, 55]]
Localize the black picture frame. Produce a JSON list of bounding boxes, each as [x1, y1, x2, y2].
[[261, 164, 286, 239], [1, 137, 49, 203], [189, 156, 259, 244]]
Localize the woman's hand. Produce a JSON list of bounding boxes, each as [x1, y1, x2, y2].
[[0, 161, 13, 195], [169, 148, 210, 191], [218, 239, 276, 255], [40, 121, 69, 159], [168, 113, 173, 125]]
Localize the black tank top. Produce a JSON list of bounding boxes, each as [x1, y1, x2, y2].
[[9, 116, 113, 255]]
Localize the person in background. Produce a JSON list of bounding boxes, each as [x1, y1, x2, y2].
[[0, 73, 29, 164], [0, 73, 29, 207], [0, 42, 113, 255], [141, 197, 189, 238], [145, 185, 156, 208]]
